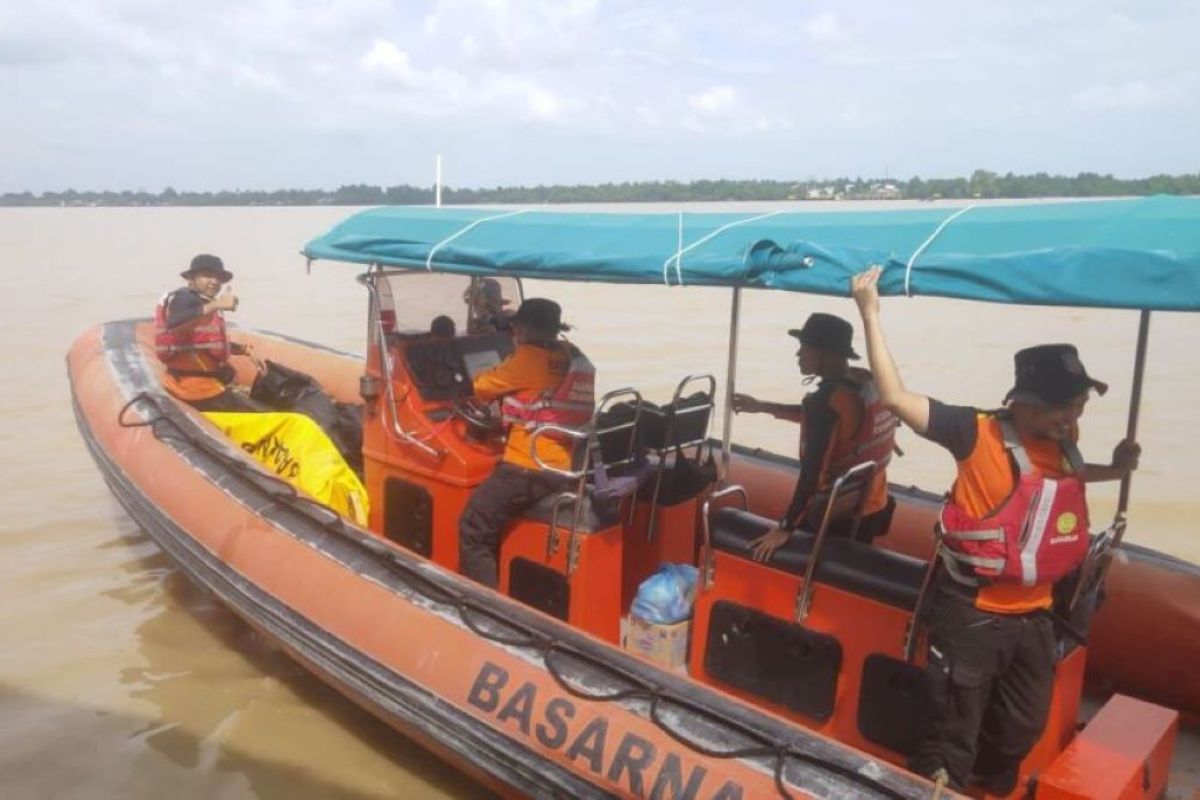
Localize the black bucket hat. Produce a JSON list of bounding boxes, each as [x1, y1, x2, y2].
[[512, 298, 566, 332], [1005, 344, 1108, 407], [788, 313, 860, 360], [180, 253, 233, 283]]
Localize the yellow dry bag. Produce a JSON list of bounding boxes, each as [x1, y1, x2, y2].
[[203, 411, 369, 525]]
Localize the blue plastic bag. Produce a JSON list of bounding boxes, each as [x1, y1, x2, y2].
[[631, 563, 699, 624]]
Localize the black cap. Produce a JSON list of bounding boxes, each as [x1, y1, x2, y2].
[[512, 298, 565, 332], [1005, 344, 1108, 407], [180, 253, 233, 283], [788, 313, 859, 360]]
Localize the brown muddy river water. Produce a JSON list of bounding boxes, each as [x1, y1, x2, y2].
[[2, 203, 1197, 797]]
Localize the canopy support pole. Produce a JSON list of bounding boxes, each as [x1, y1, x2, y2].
[[719, 287, 742, 483], [1113, 308, 1152, 544], [1072, 308, 1152, 613], [435, 154, 442, 208]]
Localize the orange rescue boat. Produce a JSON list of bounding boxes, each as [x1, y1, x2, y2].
[[70, 201, 1200, 798]]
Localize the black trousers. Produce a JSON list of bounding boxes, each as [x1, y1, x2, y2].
[[803, 495, 896, 543], [910, 586, 1057, 793], [459, 462, 570, 588]]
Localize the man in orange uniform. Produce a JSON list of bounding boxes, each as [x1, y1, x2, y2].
[[458, 298, 595, 587], [850, 265, 1140, 793], [732, 312, 898, 560], [155, 254, 261, 411]]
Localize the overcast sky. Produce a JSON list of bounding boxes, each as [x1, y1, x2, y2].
[[2, 0, 1197, 193]]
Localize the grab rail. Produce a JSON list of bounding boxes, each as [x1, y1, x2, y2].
[[795, 461, 877, 623], [700, 484, 749, 589], [646, 373, 717, 541], [357, 270, 440, 459]]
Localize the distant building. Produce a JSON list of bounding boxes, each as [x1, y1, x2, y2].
[[867, 183, 903, 199]]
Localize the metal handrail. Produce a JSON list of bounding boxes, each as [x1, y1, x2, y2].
[[592, 388, 644, 471], [1067, 520, 1122, 613], [356, 271, 440, 458], [646, 373, 717, 540], [795, 460, 878, 623], [700, 484, 749, 590], [528, 425, 592, 563], [663, 373, 718, 455], [702, 484, 749, 550], [528, 425, 591, 479], [546, 490, 580, 561], [529, 389, 650, 564], [903, 526, 943, 661]]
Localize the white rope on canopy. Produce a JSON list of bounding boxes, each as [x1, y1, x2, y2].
[[424, 209, 531, 272], [904, 205, 976, 296], [661, 210, 787, 287]]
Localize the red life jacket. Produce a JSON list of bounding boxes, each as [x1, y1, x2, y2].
[[501, 343, 596, 432], [939, 418, 1090, 586], [826, 369, 899, 476], [154, 290, 231, 375]]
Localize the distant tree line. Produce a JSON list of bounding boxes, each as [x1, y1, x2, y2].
[[3, 170, 1198, 207]]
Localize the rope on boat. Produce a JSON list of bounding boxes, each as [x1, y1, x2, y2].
[[116, 391, 913, 800], [903, 204, 976, 296], [424, 209, 531, 271], [661, 210, 786, 287]]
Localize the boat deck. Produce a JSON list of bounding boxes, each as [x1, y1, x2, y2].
[[1170, 723, 1200, 797]]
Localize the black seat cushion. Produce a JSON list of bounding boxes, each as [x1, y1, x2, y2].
[[709, 508, 928, 610], [525, 489, 622, 533]]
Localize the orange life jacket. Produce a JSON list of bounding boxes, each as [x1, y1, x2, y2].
[[154, 290, 231, 377], [825, 368, 899, 476], [500, 343, 596, 433], [939, 418, 1090, 586]]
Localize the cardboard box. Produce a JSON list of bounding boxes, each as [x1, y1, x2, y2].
[[621, 615, 690, 672]]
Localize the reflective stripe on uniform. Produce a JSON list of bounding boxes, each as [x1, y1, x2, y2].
[[941, 528, 1005, 541]]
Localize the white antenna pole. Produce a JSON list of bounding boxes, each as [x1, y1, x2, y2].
[[435, 154, 443, 208]]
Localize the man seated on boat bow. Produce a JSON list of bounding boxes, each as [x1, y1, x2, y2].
[[458, 298, 596, 587], [732, 312, 898, 561], [154, 254, 264, 412], [850, 265, 1140, 793]]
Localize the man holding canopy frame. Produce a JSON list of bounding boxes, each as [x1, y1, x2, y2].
[[849, 265, 1141, 793]]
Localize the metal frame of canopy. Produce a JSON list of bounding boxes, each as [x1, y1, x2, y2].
[[305, 200, 1192, 589], [717, 281, 1154, 610]]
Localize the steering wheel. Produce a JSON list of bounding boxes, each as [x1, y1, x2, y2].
[[452, 395, 504, 440]]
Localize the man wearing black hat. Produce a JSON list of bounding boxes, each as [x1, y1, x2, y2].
[[850, 265, 1140, 793], [154, 254, 262, 411], [458, 298, 595, 586], [732, 312, 899, 560]]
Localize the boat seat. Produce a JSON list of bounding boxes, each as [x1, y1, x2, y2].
[[525, 488, 623, 533], [710, 507, 927, 610]]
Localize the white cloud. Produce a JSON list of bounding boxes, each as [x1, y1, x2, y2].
[[360, 40, 419, 85], [232, 64, 284, 94], [421, 0, 601, 66], [804, 11, 843, 42], [481, 71, 569, 120], [356, 39, 571, 122], [689, 85, 736, 114], [3, 0, 1199, 192], [1070, 80, 1181, 112]]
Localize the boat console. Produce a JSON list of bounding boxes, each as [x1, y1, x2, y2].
[[394, 331, 514, 402]]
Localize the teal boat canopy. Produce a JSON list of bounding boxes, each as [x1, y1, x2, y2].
[[303, 196, 1200, 311]]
